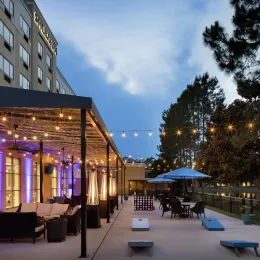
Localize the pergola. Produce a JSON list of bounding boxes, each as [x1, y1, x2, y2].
[[0, 86, 126, 257]]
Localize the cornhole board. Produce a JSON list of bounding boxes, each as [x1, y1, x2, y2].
[[220, 240, 259, 257], [201, 218, 225, 231], [132, 218, 149, 231], [128, 240, 154, 257]]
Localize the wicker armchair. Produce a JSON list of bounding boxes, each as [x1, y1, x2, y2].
[[190, 201, 205, 219]]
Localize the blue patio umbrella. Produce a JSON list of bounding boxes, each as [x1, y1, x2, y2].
[[147, 177, 176, 183], [159, 167, 211, 180]]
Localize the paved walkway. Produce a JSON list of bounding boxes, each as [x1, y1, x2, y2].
[[93, 198, 260, 260], [0, 198, 259, 259]]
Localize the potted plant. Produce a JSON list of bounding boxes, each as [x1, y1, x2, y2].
[[241, 205, 255, 225]]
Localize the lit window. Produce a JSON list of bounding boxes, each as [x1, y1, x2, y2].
[[46, 77, 51, 90], [38, 42, 43, 57], [46, 54, 51, 69], [2, 57, 14, 79], [20, 16, 30, 39], [20, 45, 30, 66], [3, 0, 14, 17], [20, 74, 30, 90], [1, 21, 14, 48], [38, 67, 43, 81]]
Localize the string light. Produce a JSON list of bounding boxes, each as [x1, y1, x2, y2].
[[162, 131, 166, 136], [9, 152, 12, 156], [23, 154, 26, 157], [14, 134, 18, 138], [192, 129, 198, 134], [35, 153, 38, 157], [47, 153, 50, 156], [134, 131, 138, 137], [33, 136, 37, 140], [2, 138, 6, 142], [247, 122, 254, 129], [45, 132, 48, 137], [122, 131, 126, 138], [23, 136, 27, 140], [59, 110, 63, 118], [210, 127, 215, 133], [110, 132, 113, 137], [32, 113, 36, 121], [2, 115, 6, 122], [176, 130, 182, 136], [68, 114, 72, 120], [56, 123, 60, 130], [7, 130, 11, 135], [128, 155, 132, 158], [148, 131, 152, 136], [227, 124, 234, 131]]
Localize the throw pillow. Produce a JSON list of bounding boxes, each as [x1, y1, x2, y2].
[[21, 203, 38, 213], [37, 203, 53, 215], [50, 203, 69, 216]]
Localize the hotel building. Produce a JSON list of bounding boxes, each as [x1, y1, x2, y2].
[[0, 0, 80, 211], [0, 0, 75, 95]]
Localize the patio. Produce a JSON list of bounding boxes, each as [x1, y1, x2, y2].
[[1, 197, 259, 260]]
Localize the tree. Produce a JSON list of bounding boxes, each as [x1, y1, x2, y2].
[[203, 0, 260, 99]]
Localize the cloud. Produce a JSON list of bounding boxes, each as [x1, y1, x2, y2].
[[36, 0, 239, 102]]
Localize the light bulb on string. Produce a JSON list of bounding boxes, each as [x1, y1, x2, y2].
[[192, 129, 198, 134], [9, 152, 12, 156], [162, 131, 166, 136], [148, 131, 152, 136], [68, 112, 72, 120], [2, 138, 6, 142], [210, 127, 215, 133], [2, 115, 6, 122], [14, 134, 18, 139], [122, 131, 126, 138], [110, 132, 113, 137], [45, 132, 48, 137], [32, 113, 36, 121], [7, 130, 12, 135], [33, 136, 37, 140], [227, 124, 234, 131], [23, 136, 27, 140], [56, 123, 60, 130], [176, 130, 182, 136], [247, 122, 254, 129], [59, 109, 63, 118], [134, 131, 138, 137]]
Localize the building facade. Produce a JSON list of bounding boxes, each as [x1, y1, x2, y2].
[[0, 0, 75, 95]]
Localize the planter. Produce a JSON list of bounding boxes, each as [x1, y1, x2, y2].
[[242, 214, 255, 225]]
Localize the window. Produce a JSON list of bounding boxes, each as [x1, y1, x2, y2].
[[46, 54, 51, 69], [1, 56, 14, 79], [56, 80, 60, 93], [60, 87, 66, 94], [0, 21, 14, 48], [20, 45, 30, 66], [6, 157, 20, 208], [20, 74, 30, 90], [61, 167, 68, 196], [38, 42, 43, 58], [20, 16, 30, 40], [52, 166, 58, 197], [3, 0, 14, 17], [33, 162, 40, 203], [38, 67, 43, 83], [46, 77, 51, 90]]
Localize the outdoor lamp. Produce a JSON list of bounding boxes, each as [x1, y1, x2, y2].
[[109, 174, 113, 196], [86, 169, 101, 228], [87, 169, 99, 205], [100, 172, 107, 201]]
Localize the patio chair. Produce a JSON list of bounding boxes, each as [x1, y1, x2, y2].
[[190, 201, 205, 219], [171, 200, 185, 219], [161, 201, 171, 217]]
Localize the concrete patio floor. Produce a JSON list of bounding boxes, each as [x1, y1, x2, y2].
[[0, 198, 259, 260]]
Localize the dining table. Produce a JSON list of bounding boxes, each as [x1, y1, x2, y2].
[[181, 202, 194, 218]]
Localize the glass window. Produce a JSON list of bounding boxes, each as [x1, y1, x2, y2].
[[20, 45, 30, 66], [38, 67, 43, 81], [33, 162, 40, 203], [2, 57, 14, 79], [60, 87, 66, 94], [5, 156, 20, 208], [38, 42, 43, 57], [0, 54, 3, 71], [20, 16, 30, 39], [52, 166, 58, 197], [20, 74, 30, 90], [46, 54, 51, 68], [3, 0, 14, 16], [56, 80, 60, 92], [46, 77, 51, 90], [3, 23, 14, 48], [0, 20, 3, 36]]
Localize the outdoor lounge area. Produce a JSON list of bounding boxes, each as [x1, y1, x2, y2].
[[0, 197, 260, 260]]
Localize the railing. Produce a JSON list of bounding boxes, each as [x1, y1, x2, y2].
[[199, 193, 258, 215]]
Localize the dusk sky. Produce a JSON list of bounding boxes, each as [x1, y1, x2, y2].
[[36, 0, 239, 160]]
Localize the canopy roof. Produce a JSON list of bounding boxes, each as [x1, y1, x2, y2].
[[159, 167, 211, 179], [0, 86, 124, 167]]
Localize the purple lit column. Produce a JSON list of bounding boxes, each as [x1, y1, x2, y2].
[[21, 157, 33, 203], [0, 152, 6, 210]]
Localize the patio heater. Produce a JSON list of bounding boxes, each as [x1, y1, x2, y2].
[[110, 175, 117, 213], [87, 169, 101, 228], [99, 172, 108, 218]]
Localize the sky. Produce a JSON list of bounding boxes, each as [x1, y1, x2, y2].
[[36, 0, 239, 160]]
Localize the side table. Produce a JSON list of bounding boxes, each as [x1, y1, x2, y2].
[[46, 218, 67, 242]]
